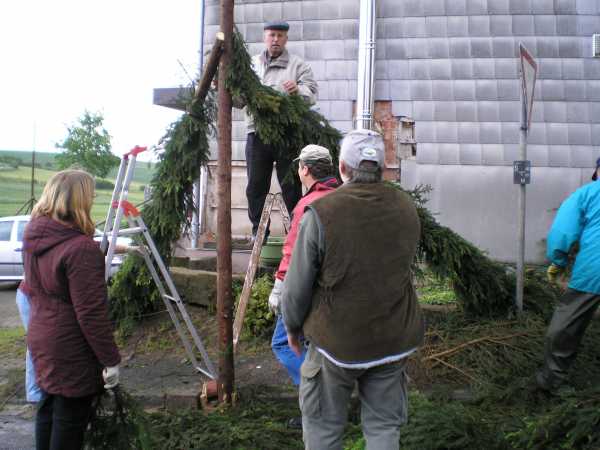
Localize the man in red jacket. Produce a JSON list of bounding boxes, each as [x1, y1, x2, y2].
[[268, 144, 338, 427]]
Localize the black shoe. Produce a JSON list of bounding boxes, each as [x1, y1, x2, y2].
[[534, 371, 568, 396], [286, 416, 302, 430]]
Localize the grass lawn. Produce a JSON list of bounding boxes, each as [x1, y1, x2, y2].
[[0, 165, 148, 223], [0, 327, 25, 359]]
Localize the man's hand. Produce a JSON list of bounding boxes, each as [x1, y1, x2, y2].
[[103, 366, 120, 390], [547, 264, 564, 284], [282, 80, 299, 94], [268, 278, 284, 315], [287, 331, 303, 357]]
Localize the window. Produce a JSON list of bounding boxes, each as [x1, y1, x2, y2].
[[0, 221, 13, 241], [16, 221, 28, 242]]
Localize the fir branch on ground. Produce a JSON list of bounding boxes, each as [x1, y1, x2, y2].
[[148, 386, 305, 450], [85, 387, 154, 450], [506, 385, 600, 450]]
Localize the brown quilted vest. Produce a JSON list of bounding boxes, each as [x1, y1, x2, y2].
[[303, 183, 424, 363]]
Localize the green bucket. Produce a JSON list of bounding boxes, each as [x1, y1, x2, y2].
[[259, 237, 285, 267]]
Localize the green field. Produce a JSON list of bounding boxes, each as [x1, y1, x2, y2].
[[0, 150, 156, 184], [0, 151, 154, 223], [0, 150, 58, 169]]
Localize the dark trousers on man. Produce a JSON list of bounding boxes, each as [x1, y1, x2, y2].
[[36, 392, 95, 450], [245, 132, 302, 235], [537, 288, 600, 391]]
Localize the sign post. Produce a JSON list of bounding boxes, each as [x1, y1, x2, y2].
[[515, 43, 537, 313]]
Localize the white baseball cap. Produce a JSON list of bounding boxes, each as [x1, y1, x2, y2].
[[339, 130, 385, 171]]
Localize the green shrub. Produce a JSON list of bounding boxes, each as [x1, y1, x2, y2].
[[95, 178, 115, 190], [236, 274, 275, 340], [0, 156, 21, 169]]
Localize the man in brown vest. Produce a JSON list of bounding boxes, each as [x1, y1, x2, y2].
[[281, 129, 424, 450]]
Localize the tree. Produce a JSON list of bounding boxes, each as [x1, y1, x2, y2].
[[56, 110, 119, 178]]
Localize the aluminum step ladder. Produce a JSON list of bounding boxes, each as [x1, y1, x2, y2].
[[101, 146, 216, 379]]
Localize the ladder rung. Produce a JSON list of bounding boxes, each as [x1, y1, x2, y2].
[[195, 366, 215, 380], [163, 294, 178, 302], [112, 227, 144, 236]]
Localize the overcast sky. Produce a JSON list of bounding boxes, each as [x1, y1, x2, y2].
[[0, 1, 204, 161]]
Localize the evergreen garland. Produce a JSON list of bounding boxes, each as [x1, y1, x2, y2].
[[109, 31, 558, 328], [227, 30, 343, 164], [394, 183, 561, 317], [108, 31, 341, 330], [108, 90, 217, 330]]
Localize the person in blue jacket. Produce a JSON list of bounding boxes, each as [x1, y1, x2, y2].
[[536, 158, 600, 392]]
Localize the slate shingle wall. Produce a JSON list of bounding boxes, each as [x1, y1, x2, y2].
[[204, 0, 598, 171], [201, 0, 598, 259]]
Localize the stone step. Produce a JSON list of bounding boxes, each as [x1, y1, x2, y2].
[[170, 267, 243, 307]]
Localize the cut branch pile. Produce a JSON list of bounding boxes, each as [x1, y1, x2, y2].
[[399, 310, 600, 449]]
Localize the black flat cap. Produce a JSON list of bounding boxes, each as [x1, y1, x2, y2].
[[264, 21, 289, 31]]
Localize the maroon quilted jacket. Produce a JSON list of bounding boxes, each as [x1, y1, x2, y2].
[[23, 216, 121, 398]]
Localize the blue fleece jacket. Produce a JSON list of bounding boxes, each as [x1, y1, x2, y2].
[[546, 180, 600, 295]]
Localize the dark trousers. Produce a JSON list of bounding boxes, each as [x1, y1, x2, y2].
[[245, 132, 302, 235], [36, 392, 95, 450], [537, 288, 600, 390]]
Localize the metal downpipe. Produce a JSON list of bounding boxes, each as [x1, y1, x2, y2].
[[355, 0, 376, 130], [192, 0, 206, 248]]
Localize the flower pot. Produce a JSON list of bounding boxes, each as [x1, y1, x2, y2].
[[259, 236, 285, 268]]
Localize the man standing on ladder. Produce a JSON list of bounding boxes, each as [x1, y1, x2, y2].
[[268, 144, 338, 429], [234, 21, 318, 242]]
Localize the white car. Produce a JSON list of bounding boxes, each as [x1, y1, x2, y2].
[[0, 215, 131, 281]]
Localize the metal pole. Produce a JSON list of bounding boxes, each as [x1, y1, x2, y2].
[[198, 165, 208, 233], [30, 123, 36, 208], [355, 0, 376, 130], [516, 85, 528, 314], [191, 0, 207, 249], [217, 0, 234, 404]]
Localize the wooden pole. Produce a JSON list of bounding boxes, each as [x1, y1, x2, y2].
[[191, 32, 225, 110], [216, 0, 234, 404]]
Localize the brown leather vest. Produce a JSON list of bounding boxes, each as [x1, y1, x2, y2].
[[303, 183, 424, 363]]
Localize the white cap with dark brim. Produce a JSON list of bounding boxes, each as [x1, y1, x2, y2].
[[339, 129, 385, 171]]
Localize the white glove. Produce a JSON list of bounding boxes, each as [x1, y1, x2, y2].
[[103, 366, 120, 389], [268, 278, 284, 315]]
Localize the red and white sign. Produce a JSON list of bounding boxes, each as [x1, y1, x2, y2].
[[519, 43, 537, 129]]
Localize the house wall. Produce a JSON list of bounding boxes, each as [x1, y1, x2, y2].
[[201, 0, 600, 262]]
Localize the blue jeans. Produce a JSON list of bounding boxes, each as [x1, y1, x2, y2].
[[271, 315, 306, 385], [15, 288, 42, 402]]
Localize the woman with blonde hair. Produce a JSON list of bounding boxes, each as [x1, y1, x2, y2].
[[23, 169, 120, 450]]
